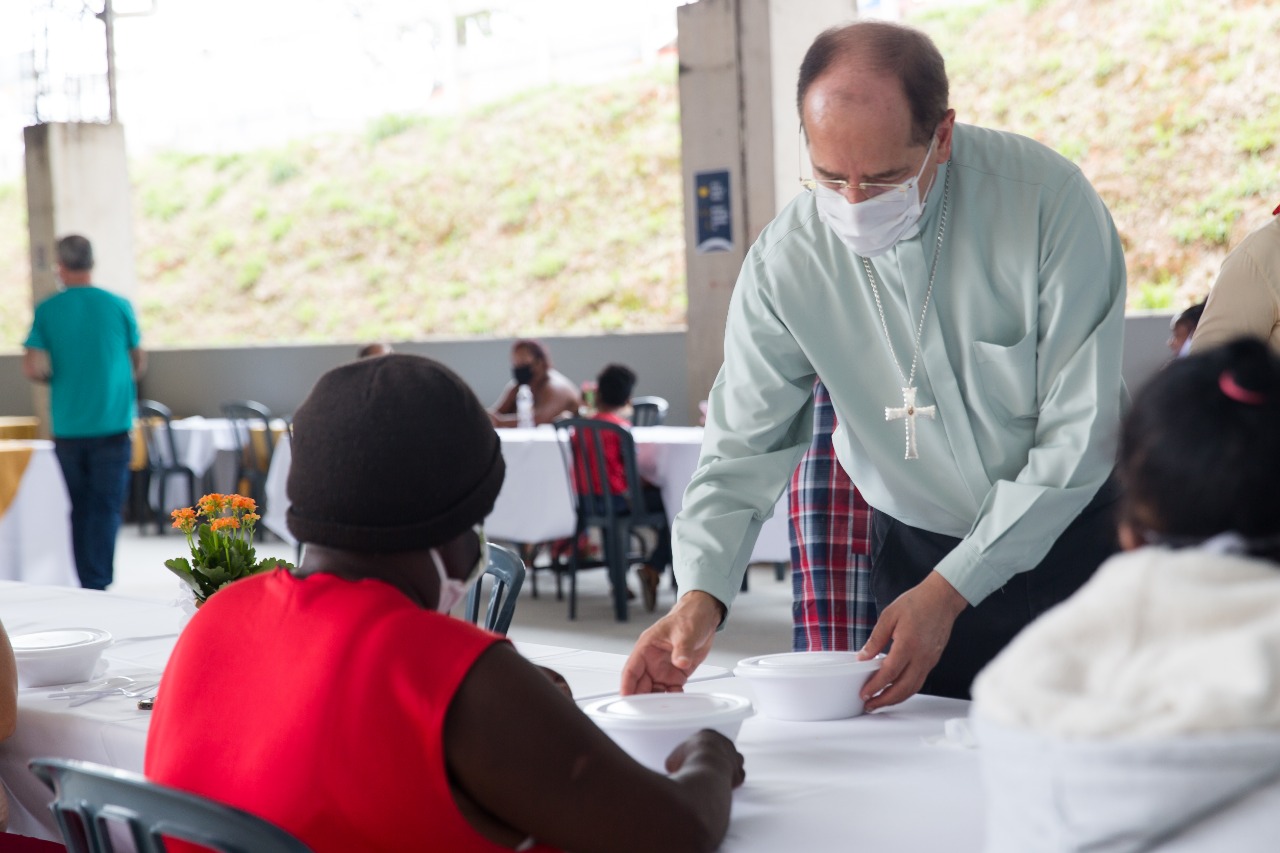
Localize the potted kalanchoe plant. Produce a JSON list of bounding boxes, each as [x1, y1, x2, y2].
[[166, 493, 293, 605]]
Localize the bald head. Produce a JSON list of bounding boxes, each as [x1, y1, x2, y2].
[[797, 21, 949, 147]]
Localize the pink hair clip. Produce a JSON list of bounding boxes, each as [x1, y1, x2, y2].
[[1219, 371, 1266, 405]]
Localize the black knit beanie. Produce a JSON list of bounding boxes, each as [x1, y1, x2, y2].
[[287, 354, 505, 552]]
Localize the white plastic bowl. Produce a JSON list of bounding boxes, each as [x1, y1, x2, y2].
[[583, 692, 754, 772], [734, 651, 883, 721], [11, 628, 112, 688]]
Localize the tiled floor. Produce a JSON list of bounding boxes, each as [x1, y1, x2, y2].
[[109, 524, 795, 670]]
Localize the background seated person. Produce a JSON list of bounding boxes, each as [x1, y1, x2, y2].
[[1192, 204, 1280, 355], [1167, 300, 1205, 357], [145, 354, 743, 853], [971, 338, 1280, 852], [490, 338, 581, 428], [574, 364, 671, 612]]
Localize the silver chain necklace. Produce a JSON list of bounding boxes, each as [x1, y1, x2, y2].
[[860, 166, 951, 460]]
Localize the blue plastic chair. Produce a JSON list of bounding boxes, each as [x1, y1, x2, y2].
[[464, 542, 527, 635], [29, 757, 311, 853]]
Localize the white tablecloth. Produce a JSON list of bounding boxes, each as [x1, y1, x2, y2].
[[0, 441, 77, 587], [143, 417, 239, 515], [631, 426, 791, 564], [264, 427, 791, 565], [686, 681, 984, 852], [0, 581, 983, 851]]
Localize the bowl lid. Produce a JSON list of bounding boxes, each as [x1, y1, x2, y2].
[[734, 651, 883, 678], [583, 692, 754, 730], [11, 628, 112, 655]]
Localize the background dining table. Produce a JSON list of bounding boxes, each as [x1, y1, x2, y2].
[[0, 440, 77, 587], [131, 416, 291, 515], [263, 426, 792, 565], [0, 579, 984, 850]]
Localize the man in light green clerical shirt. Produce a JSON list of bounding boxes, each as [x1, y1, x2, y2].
[[622, 20, 1126, 711]]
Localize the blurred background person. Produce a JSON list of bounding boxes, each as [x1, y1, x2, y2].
[[1193, 204, 1280, 355], [576, 363, 670, 611], [357, 342, 394, 358], [1167, 300, 1205, 357], [490, 339, 581, 428], [22, 235, 145, 590]]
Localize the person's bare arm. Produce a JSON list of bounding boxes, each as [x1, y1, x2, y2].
[[0, 623, 12, 831], [534, 373, 582, 424], [490, 384, 519, 428], [130, 347, 147, 381], [22, 348, 50, 383], [0, 622, 17, 742], [446, 643, 744, 853]]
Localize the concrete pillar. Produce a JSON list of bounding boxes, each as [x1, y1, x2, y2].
[[677, 0, 856, 417], [23, 122, 137, 435]]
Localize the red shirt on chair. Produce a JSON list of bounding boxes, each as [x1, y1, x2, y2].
[[572, 412, 630, 498]]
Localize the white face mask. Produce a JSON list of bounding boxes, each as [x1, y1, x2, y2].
[[814, 136, 938, 258], [430, 526, 488, 615]]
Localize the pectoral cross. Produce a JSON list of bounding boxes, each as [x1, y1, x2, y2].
[[885, 386, 936, 460]]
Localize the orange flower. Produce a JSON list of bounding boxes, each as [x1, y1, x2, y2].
[[170, 506, 197, 531], [230, 495, 257, 512], [209, 516, 241, 532], [198, 493, 227, 515], [243, 512, 261, 523]]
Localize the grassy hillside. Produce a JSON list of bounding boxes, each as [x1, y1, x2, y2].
[[1, 0, 1277, 348]]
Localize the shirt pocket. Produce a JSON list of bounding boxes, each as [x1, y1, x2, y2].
[[971, 329, 1038, 421]]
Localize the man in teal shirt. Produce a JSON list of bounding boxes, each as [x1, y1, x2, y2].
[[624, 21, 1125, 708], [24, 235, 146, 589]]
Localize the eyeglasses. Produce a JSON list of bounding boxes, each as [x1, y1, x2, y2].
[[798, 129, 934, 201]]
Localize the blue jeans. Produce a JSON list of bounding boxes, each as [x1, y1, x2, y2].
[[55, 433, 131, 590]]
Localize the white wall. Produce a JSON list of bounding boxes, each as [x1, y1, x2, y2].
[[0, 317, 1177, 429]]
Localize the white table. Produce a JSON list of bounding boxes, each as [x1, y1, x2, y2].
[[0, 580, 730, 842], [0, 441, 77, 587], [264, 427, 792, 566], [0, 580, 984, 850], [147, 417, 289, 515], [631, 426, 791, 564]]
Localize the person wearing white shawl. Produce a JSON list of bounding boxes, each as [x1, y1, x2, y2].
[[971, 337, 1280, 853]]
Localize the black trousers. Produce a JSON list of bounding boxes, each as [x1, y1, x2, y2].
[[869, 477, 1121, 700]]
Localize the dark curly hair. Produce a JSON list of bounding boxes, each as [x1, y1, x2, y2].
[[1118, 337, 1280, 561]]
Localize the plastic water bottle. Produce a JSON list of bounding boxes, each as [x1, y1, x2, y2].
[[516, 384, 535, 429]]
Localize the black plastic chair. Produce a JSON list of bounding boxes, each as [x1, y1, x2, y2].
[[135, 400, 198, 535], [553, 417, 670, 621], [219, 400, 275, 508], [630, 396, 669, 427], [464, 542, 527, 635], [29, 757, 312, 853]]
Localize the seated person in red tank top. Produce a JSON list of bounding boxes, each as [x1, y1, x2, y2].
[[572, 363, 672, 612], [144, 354, 744, 853]]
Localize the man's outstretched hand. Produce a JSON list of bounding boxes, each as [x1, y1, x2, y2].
[[621, 590, 725, 695]]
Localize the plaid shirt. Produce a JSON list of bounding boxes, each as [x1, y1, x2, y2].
[[788, 380, 875, 652]]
